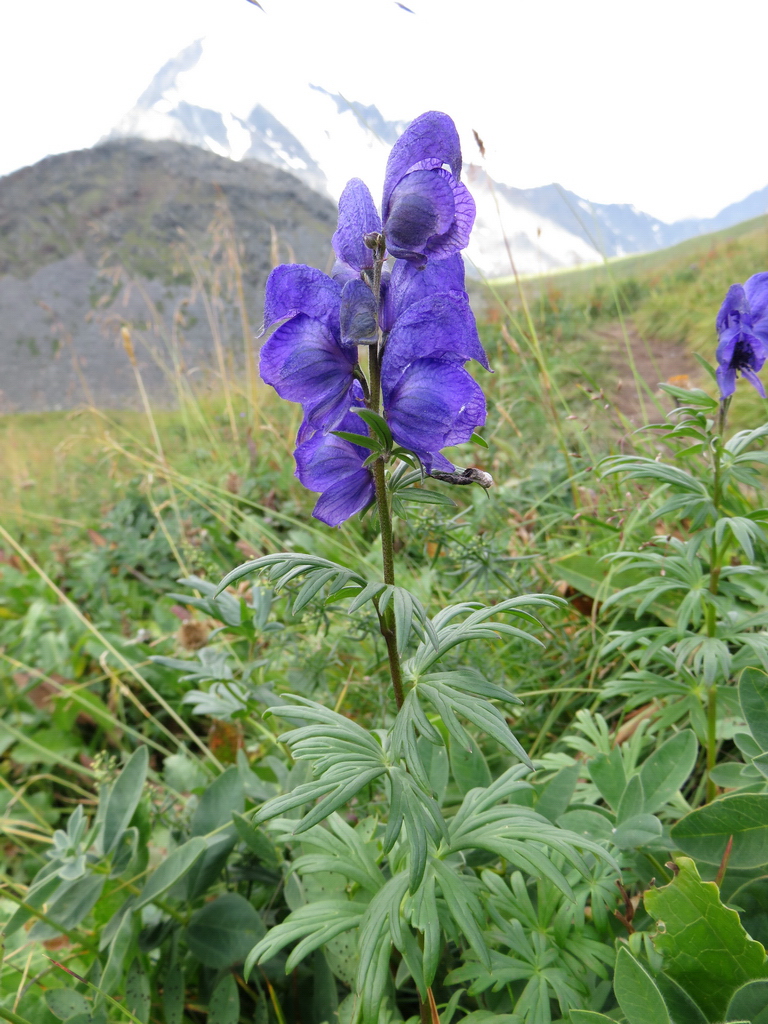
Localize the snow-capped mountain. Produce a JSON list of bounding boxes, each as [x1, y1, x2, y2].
[[106, 39, 768, 278]]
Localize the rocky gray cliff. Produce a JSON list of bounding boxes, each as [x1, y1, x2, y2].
[[0, 139, 337, 411]]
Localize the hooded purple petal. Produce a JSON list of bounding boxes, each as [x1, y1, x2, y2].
[[744, 272, 768, 322], [384, 169, 456, 263], [424, 178, 476, 259], [382, 292, 490, 386], [716, 283, 747, 336], [382, 112, 462, 220], [294, 414, 374, 527], [259, 313, 357, 431], [384, 359, 486, 471], [261, 264, 342, 337], [380, 253, 466, 332], [341, 279, 378, 347], [332, 179, 382, 274]]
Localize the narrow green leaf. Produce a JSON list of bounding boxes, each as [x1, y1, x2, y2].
[[134, 837, 206, 910], [208, 975, 239, 1024], [162, 965, 185, 1024], [103, 746, 148, 855], [614, 948, 670, 1024], [125, 959, 150, 1024]]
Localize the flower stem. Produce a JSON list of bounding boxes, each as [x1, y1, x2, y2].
[[704, 396, 730, 802], [367, 241, 405, 711]]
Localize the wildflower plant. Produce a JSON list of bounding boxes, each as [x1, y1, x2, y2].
[[218, 112, 616, 1023]]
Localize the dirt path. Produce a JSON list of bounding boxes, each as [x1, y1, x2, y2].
[[591, 318, 700, 422]]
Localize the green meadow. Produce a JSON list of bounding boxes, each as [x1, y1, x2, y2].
[[2, 211, 768, 1024]]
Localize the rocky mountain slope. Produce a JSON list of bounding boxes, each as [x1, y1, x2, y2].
[[0, 139, 336, 411], [104, 38, 768, 277]]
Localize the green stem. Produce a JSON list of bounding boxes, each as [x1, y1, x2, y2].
[[703, 396, 730, 802], [367, 241, 404, 712], [706, 684, 718, 803], [0, 1005, 37, 1024]]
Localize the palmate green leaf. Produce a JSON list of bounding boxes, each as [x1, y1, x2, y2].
[[644, 856, 768, 1022], [727, 980, 768, 1024], [245, 899, 367, 978], [216, 553, 368, 600], [386, 765, 447, 892], [599, 455, 710, 495], [448, 767, 617, 900], [255, 697, 388, 833], [715, 515, 766, 562], [390, 669, 529, 790], [357, 875, 409, 1021], [278, 812, 384, 894], [405, 595, 561, 677], [432, 858, 491, 968]]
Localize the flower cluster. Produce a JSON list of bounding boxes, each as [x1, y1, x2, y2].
[[259, 111, 489, 526], [716, 273, 768, 399]]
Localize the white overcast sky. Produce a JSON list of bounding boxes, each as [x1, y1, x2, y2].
[[1, 0, 766, 223]]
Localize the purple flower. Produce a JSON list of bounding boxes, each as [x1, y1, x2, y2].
[[716, 274, 768, 398], [258, 111, 489, 527], [381, 111, 475, 267], [294, 407, 374, 527], [332, 178, 381, 281], [259, 265, 358, 433]]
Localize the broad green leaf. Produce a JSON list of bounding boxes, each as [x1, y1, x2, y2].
[[208, 974, 239, 1024], [163, 965, 185, 1024], [644, 856, 768, 1021], [640, 730, 697, 813], [741, 668, 768, 751], [613, 813, 663, 850], [617, 774, 645, 823], [103, 745, 148, 855], [134, 836, 206, 910], [191, 765, 244, 836], [125, 959, 150, 1024], [671, 794, 768, 867], [557, 809, 614, 843], [653, 974, 707, 1024], [186, 892, 266, 968], [589, 747, 626, 810], [45, 990, 91, 1021], [449, 734, 491, 794], [727, 979, 768, 1024], [614, 947, 670, 1024]]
